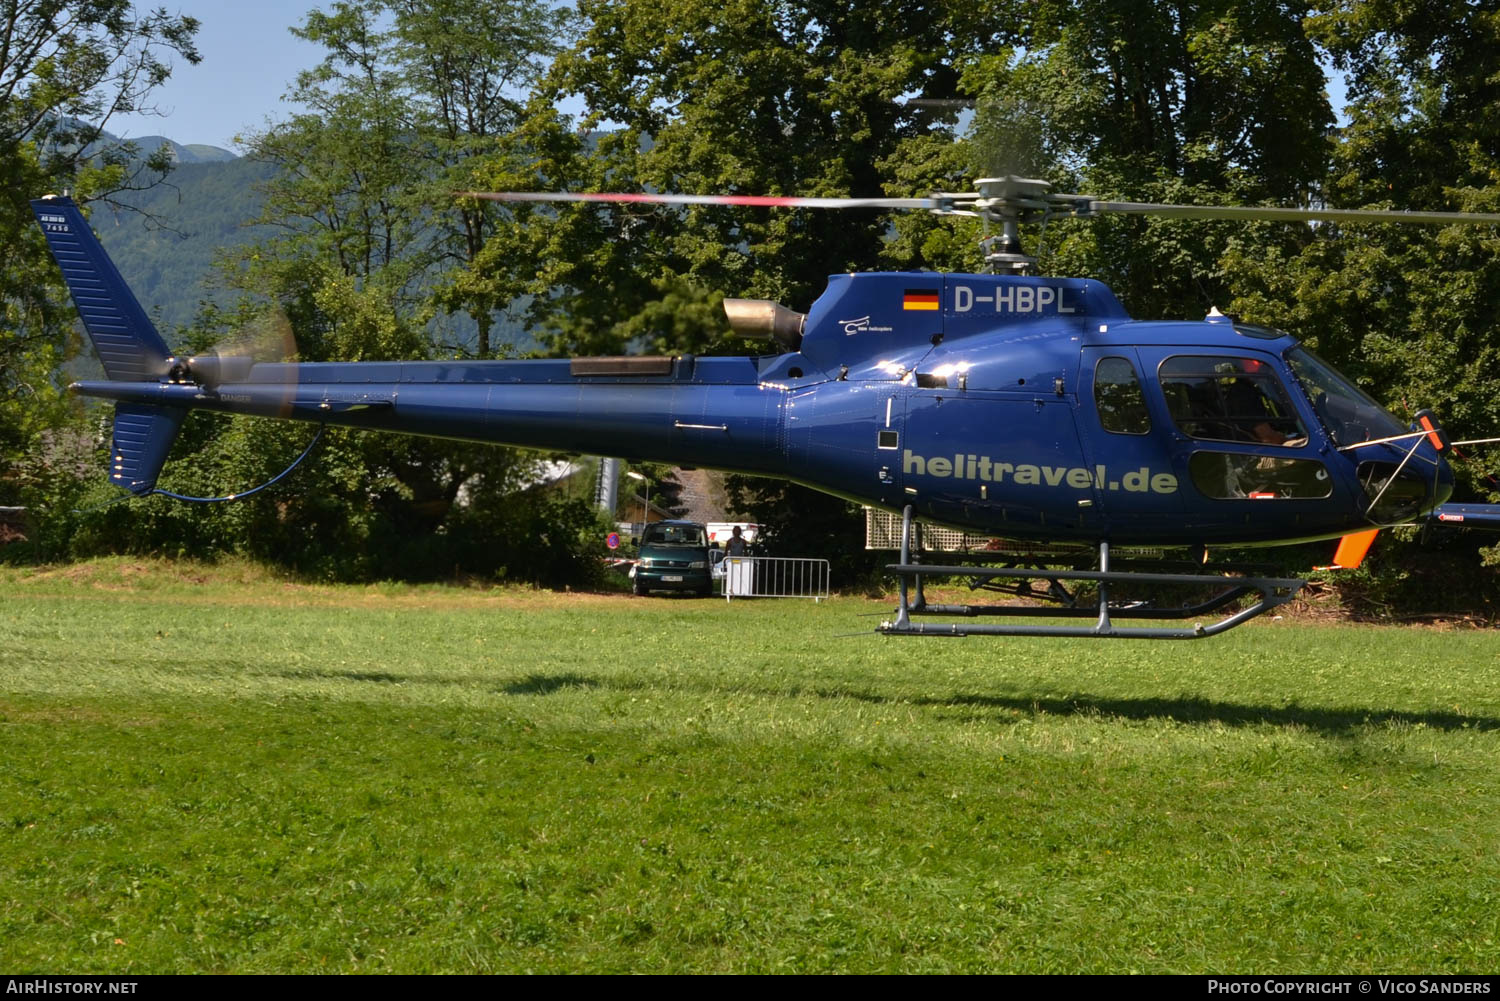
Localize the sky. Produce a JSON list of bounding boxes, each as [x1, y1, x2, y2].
[[107, 2, 328, 151]]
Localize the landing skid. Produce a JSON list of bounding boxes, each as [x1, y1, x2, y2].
[[879, 506, 1305, 639]]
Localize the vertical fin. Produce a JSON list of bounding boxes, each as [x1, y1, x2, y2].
[[29, 195, 172, 382], [109, 402, 187, 495], [1332, 529, 1380, 569]]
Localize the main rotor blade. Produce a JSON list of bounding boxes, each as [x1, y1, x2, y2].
[[1082, 201, 1500, 226], [459, 186, 1500, 227], [458, 190, 939, 211]]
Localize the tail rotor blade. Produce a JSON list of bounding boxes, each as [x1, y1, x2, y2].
[[181, 308, 297, 392], [206, 308, 296, 366]]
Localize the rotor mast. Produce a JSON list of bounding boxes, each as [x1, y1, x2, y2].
[[969, 176, 1054, 274]]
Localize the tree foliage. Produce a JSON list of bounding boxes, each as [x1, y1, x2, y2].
[[959, 0, 1334, 319], [236, 0, 572, 358], [0, 0, 198, 510], [465, 0, 979, 354], [392, 0, 573, 356], [1226, 1, 1500, 559], [76, 0, 596, 584]]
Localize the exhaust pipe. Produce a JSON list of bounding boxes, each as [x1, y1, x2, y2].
[[723, 298, 805, 351]]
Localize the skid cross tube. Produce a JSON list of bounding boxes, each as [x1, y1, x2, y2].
[[880, 506, 1305, 639], [915, 578, 1263, 620]]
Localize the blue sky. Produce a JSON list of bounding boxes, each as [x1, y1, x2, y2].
[[108, 2, 329, 150], [108, 1, 590, 151]]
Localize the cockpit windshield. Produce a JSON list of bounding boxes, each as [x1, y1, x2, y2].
[[1285, 346, 1406, 447]]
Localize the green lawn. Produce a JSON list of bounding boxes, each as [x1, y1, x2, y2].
[[2, 559, 1498, 972]]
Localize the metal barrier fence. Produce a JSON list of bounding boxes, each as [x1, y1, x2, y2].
[[720, 556, 830, 602]]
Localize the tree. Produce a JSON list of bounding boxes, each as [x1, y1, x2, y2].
[[0, 1, 199, 510], [151, 0, 593, 583], [463, 0, 980, 355], [1223, 1, 1500, 582], [0, 0, 200, 180], [389, 0, 573, 357], [957, 0, 1334, 319], [237, 1, 428, 316]]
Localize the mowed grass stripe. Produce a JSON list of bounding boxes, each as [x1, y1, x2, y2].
[[1, 561, 1498, 972]]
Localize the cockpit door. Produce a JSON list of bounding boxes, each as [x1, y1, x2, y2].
[[1135, 346, 1350, 541]]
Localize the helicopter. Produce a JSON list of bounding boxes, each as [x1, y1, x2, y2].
[[29, 178, 1500, 638]]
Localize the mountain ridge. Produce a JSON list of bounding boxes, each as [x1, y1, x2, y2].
[[84, 123, 238, 165], [91, 131, 534, 354]]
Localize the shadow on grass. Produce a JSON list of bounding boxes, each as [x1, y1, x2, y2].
[[260, 668, 601, 694], [267, 668, 410, 684], [257, 666, 1496, 735], [491, 672, 1500, 735], [502, 673, 599, 695], [815, 687, 1500, 736]]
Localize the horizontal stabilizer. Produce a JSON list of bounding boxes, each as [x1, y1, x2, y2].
[[109, 402, 186, 495], [30, 195, 173, 382], [1429, 504, 1500, 529]]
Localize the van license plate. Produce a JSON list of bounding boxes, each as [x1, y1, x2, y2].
[[663, 575, 683, 582]]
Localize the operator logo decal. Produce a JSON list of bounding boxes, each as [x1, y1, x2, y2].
[[839, 315, 894, 336], [903, 450, 1178, 494]]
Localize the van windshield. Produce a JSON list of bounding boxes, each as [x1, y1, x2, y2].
[[642, 524, 706, 546]]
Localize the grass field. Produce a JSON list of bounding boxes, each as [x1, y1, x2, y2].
[[2, 558, 1499, 973]]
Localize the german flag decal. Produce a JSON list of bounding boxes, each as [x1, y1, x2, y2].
[[902, 288, 940, 311]]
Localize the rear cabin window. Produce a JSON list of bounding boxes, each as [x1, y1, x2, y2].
[[1159, 356, 1307, 446], [1093, 356, 1150, 434]]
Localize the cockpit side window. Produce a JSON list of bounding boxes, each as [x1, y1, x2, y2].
[[1094, 356, 1151, 435], [1159, 356, 1307, 446]]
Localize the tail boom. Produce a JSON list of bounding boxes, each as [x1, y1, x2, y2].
[[1430, 503, 1500, 529], [71, 366, 790, 475]]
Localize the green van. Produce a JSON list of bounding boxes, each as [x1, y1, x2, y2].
[[632, 520, 713, 597]]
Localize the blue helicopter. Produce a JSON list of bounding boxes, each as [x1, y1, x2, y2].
[[30, 178, 1500, 638]]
